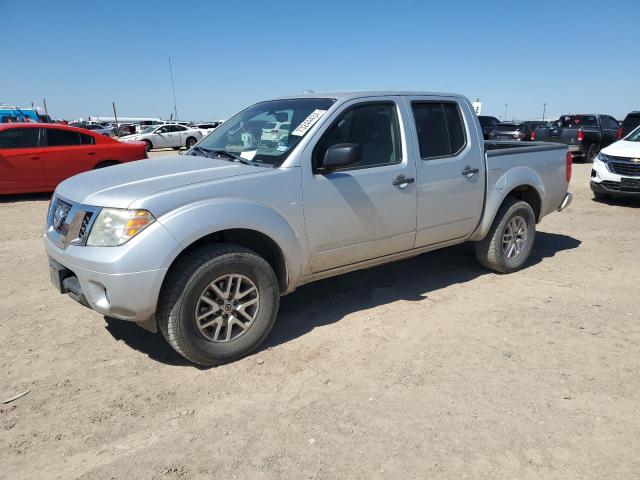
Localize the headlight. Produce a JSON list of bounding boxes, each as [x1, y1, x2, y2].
[[596, 152, 610, 162], [86, 208, 155, 246]]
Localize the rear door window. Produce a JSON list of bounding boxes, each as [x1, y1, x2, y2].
[[80, 133, 95, 145], [0, 128, 40, 148], [46, 129, 81, 147], [412, 102, 467, 159]]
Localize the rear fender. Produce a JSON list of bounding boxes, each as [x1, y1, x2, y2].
[[469, 166, 545, 241]]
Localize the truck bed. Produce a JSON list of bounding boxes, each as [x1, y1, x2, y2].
[[483, 141, 568, 219]]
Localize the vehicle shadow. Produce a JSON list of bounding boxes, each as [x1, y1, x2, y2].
[[0, 192, 52, 203], [103, 318, 198, 367], [101, 231, 580, 367], [262, 231, 581, 351], [592, 197, 640, 209]]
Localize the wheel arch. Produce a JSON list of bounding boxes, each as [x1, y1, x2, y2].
[[470, 167, 545, 241], [163, 228, 289, 296]]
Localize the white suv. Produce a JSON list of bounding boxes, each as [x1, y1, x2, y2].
[[260, 121, 290, 144], [590, 126, 640, 200]]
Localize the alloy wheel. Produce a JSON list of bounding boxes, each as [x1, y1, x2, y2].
[[501, 215, 528, 259], [194, 274, 260, 342]]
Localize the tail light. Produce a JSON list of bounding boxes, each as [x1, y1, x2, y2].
[[530, 130, 536, 141], [577, 129, 584, 142], [617, 127, 622, 140], [566, 151, 572, 183]]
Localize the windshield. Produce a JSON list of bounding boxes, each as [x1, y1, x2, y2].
[[141, 126, 157, 134], [192, 98, 335, 166], [625, 125, 640, 142]]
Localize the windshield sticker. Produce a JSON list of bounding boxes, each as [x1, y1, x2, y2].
[[240, 150, 257, 161], [291, 109, 327, 136], [276, 145, 288, 152]]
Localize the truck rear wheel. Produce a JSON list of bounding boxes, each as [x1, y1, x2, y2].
[[157, 244, 280, 366], [474, 197, 536, 273], [586, 143, 599, 162]]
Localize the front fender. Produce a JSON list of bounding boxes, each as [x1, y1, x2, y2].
[[470, 166, 545, 241], [157, 197, 305, 288]]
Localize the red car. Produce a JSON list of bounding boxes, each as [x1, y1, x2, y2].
[[0, 123, 147, 194]]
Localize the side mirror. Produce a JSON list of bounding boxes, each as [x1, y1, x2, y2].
[[321, 143, 361, 170]]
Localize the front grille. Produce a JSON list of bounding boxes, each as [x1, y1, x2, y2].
[[608, 160, 640, 177], [601, 180, 620, 190], [78, 212, 93, 240], [601, 179, 640, 193]]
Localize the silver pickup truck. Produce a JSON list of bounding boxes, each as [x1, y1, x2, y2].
[[45, 91, 573, 366]]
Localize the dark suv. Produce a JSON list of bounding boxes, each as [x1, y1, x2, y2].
[[478, 116, 500, 139], [621, 111, 640, 137], [488, 121, 548, 141]]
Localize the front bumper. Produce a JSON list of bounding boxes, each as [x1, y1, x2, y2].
[[44, 220, 178, 322], [590, 157, 640, 196]]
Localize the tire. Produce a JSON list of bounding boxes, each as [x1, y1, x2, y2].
[[586, 143, 599, 162], [144, 140, 153, 152], [474, 197, 536, 274], [157, 244, 280, 366], [186, 137, 197, 149], [94, 161, 119, 169]]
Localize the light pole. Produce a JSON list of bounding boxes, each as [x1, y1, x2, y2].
[[504, 104, 508, 121], [542, 103, 547, 121]]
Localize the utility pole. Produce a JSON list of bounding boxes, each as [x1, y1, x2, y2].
[[542, 103, 547, 121], [112, 102, 119, 138], [168, 56, 178, 122]]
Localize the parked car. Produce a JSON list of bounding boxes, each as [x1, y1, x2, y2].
[[620, 111, 640, 138], [260, 121, 290, 145], [82, 123, 114, 137], [45, 91, 572, 366], [119, 123, 203, 151], [0, 123, 147, 194], [194, 122, 222, 136], [478, 115, 500, 139], [488, 121, 548, 141], [535, 114, 621, 161], [590, 125, 640, 200]]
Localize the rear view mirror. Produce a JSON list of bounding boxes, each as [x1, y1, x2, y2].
[[322, 143, 361, 170]]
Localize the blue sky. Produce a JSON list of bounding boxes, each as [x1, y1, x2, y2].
[[2, 0, 639, 121]]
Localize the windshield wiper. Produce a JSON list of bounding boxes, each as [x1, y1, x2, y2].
[[189, 146, 210, 157], [210, 149, 261, 166]]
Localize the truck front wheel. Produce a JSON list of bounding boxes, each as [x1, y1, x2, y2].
[[157, 244, 280, 366], [474, 197, 536, 273]]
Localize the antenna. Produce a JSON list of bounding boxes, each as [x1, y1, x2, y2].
[[169, 56, 178, 121]]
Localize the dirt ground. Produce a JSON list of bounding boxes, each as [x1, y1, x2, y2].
[[1, 160, 639, 479]]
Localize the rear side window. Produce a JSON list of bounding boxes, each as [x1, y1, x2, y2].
[[412, 102, 467, 159], [601, 116, 619, 130], [0, 128, 40, 148], [46, 129, 81, 146], [80, 133, 95, 145]]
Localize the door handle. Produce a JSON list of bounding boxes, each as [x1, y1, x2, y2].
[[392, 175, 415, 188], [461, 166, 479, 178], [86, 151, 96, 156], [30, 156, 40, 160]]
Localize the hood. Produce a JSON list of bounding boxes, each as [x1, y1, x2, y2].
[[56, 155, 265, 208], [601, 139, 640, 158]]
